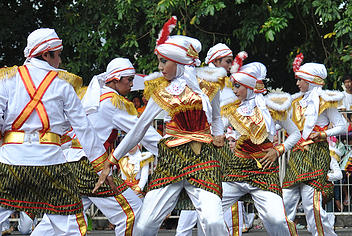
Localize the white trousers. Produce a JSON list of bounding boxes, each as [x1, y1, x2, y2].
[[1, 211, 36, 234], [0, 207, 84, 236], [18, 212, 36, 234], [175, 210, 204, 236], [283, 184, 337, 236], [135, 180, 229, 236], [222, 182, 297, 236], [176, 201, 252, 236], [32, 188, 142, 236]]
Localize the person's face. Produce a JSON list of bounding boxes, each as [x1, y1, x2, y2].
[[344, 79, 352, 93], [42, 49, 62, 68], [142, 96, 148, 105], [133, 97, 141, 108], [157, 55, 177, 81], [114, 76, 134, 96], [228, 137, 236, 152], [296, 77, 309, 92], [213, 56, 233, 74], [233, 82, 248, 101]]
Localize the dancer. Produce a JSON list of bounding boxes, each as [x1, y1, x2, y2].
[[0, 28, 107, 235], [95, 16, 229, 236], [119, 145, 154, 198], [283, 53, 347, 236], [221, 57, 300, 236]]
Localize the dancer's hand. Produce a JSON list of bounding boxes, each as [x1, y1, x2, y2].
[[260, 148, 278, 169], [213, 135, 225, 147], [309, 131, 327, 141], [93, 161, 114, 193], [309, 132, 320, 141]]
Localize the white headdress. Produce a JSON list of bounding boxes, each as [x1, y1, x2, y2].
[[24, 28, 63, 61], [230, 57, 276, 141], [205, 43, 233, 66], [293, 53, 327, 139], [154, 17, 214, 124]]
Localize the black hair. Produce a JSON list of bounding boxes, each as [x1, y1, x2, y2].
[[343, 74, 352, 82], [33, 51, 55, 61]]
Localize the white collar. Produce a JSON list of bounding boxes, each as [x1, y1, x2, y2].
[[25, 58, 64, 72]]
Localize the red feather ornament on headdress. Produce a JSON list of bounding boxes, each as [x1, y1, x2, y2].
[[292, 52, 304, 72], [156, 16, 177, 46], [230, 51, 248, 74]]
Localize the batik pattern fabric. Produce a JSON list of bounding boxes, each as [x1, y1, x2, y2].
[[147, 138, 223, 198], [0, 162, 83, 215], [68, 157, 127, 197], [283, 141, 330, 194]]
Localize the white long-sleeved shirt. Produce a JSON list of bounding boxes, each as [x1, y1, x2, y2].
[[276, 117, 301, 152], [328, 157, 343, 182], [339, 91, 352, 110], [87, 86, 161, 156], [112, 90, 224, 161], [0, 59, 105, 165], [314, 108, 347, 137]]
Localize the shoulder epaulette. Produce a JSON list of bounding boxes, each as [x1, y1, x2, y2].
[[320, 90, 344, 103], [0, 66, 18, 80], [57, 71, 83, 93], [265, 93, 292, 111], [143, 76, 169, 100], [140, 155, 155, 168], [265, 93, 292, 121], [77, 86, 87, 100], [197, 67, 226, 90], [220, 100, 240, 117], [110, 93, 138, 116], [319, 90, 343, 115]]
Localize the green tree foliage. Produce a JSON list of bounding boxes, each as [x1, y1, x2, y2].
[[1, 0, 351, 92]]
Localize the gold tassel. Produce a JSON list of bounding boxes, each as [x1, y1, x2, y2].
[[319, 98, 338, 115], [57, 71, 83, 92], [0, 66, 18, 79], [269, 109, 288, 121], [111, 94, 138, 116], [77, 86, 87, 100], [143, 77, 168, 100]]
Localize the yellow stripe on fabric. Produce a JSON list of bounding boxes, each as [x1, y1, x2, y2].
[[18, 66, 36, 95], [100, 92, 114, 101], [231, 202, 240, 236], [91, 153, 108, 172], [75, 212, 87, 236], [313, 189, 325, 236], [36, 102, 50, 131], [14, 67, 56, 130], [114, 194, 135, 236]]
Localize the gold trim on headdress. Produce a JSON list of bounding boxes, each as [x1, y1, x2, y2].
[[312, 76, 325, 86], [187, 44, 199, 59]]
